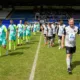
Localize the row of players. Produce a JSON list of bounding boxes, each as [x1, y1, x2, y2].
[[41, 18, 78, 74], [41, 20, 66, 48], [0, 19, 40, 56], [0, 18, 79, 74]]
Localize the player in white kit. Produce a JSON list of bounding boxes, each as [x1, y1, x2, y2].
[[61, 18, 78, 74], [51, 22, 56, 46], [41, 23, 48, 45], [47, 23, 53, 47], [58, 20, 66, 49]]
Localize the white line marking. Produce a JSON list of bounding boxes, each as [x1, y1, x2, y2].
[[29, 33, 42, 80]]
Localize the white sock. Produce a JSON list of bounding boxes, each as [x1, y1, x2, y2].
[[70, 56, 72, 64], [66, 57, 71, 69]]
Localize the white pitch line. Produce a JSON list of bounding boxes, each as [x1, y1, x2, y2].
[[29, 33, 42, 80]]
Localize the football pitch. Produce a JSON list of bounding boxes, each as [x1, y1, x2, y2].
[[0, 32, 80, 80]]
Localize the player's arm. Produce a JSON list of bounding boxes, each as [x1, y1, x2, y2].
[[41, 25, 43, 32], [14, 25, 18, 37], [8, 25, 10, 32], [61, 28, 66, 48], [31, 25, 33, 31], [14, 25, 17, 36], [46, 28, 48, 36], [16, 25, 18, 33], [57, 26, 59, 34], [7, 25, 10, 38], [61, 34, 65, 48], [4, 26, 8, 40], [75, 27, 78, 34]]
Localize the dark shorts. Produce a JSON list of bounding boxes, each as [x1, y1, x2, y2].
[[44, 34, 47, 37], [66, 46, 76, 54], [53, 34, 56, 38], [47, 36, 53, 40], [58, 36, 62, 40]]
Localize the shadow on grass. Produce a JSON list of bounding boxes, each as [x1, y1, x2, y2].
[[9, 52, 23, 56], [16, 46, 30, 50], [0, 51, 23, 57], [22, 40, 39, 45], [72, 61, 80, 70], [54, 43, 59, 47], [32, 41, 39, 43]]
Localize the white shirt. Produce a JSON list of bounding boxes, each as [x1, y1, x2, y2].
[[42, 24, 47, 35], [51, 24, 56, 34], [47, 26, 53, 37], [64, 26, 78, 47], [58, 24, 65, 36]]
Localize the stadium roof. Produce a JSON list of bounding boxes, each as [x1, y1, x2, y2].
[[1, 0, 80, 6]]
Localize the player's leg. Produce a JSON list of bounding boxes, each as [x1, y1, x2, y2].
[[53, 34, 56, 45], [37, 27, 40, 32], [70, 46, 76, 66], [19, 33, 23, 45], [49, 37, 53, 47], [13, 36, 16, 50], [17, 33, 20, 46], [9, 35, 12, 50], [23, 32, 25, 40], [28, 31, 31, 42], [33, 29, 36, 35], [65, 47, 75, 74], [48, 37, 50, 48], [2, 39, 8, 55], [19, 37, 22, 45], [58, 36, 62, 49], [66, 53, 72, 74], [13, 40, 16, 50], [51, 37, 53, 47], [21, 33, 23, 45], [18, 38, 20, 45], [21, 37, 23, 45], [26, 30, 29, 42], [44, 34, 47, 45], [9, 40, 11, 51], [23, 34, 25, 40]]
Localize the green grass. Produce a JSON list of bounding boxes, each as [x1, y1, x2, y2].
[[0, 32, 41, 80], [34, 35, 80, 80], [0, 33, 80, 80]]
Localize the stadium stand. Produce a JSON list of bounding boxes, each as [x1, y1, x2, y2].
[[11, 10, 35, 19], [0, 10, 11, 19], [0, 7, 80, 28]]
